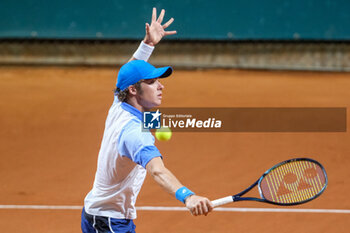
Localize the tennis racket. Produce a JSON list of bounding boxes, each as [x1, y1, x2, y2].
[[212, 158, 327, 207]]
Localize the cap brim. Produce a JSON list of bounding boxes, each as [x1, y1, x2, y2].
[[143, 66, 173, 80]]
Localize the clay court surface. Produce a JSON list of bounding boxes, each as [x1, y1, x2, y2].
[[1, 66, 349, 233]]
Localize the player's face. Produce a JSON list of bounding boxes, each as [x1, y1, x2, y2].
[[137, 78, 164, 110]]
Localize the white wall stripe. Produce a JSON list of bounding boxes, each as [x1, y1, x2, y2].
[[0, 205, 349, 214]]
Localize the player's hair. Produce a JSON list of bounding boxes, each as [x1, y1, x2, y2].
[[115, 80, 143, 102]]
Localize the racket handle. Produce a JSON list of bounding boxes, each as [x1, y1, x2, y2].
[[212, 196, 234, 207]]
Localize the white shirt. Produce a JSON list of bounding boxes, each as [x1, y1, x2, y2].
[[84, 97, 162, 219]]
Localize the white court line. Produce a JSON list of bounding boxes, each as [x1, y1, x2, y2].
[[0, 205, 349, 214], [0, 205, 82, 210]]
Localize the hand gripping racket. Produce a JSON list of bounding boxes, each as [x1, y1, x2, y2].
[[212, 158, 327, 207]]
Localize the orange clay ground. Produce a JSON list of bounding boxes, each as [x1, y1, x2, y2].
[[0, 66, 349, 233]]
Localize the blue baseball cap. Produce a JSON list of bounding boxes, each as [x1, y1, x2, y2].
[[116, 60, 173, 91]]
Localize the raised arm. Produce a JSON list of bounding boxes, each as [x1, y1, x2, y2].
[[128, 8, 177, 62], [146, 157, 213, 216]]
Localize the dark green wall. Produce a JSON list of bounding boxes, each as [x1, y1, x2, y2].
[[0, 0, 349, 40]]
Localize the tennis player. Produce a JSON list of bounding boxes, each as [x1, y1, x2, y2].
[[81, 8, 213, 233]]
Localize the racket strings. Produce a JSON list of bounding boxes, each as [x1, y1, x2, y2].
[[260, 160, 326, 204]]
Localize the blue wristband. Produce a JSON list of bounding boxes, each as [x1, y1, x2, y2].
[[175, 187, 195, 204]]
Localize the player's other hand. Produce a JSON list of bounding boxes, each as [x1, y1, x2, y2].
[[185, 195, 214, 216], [143, 7, 177, 46]]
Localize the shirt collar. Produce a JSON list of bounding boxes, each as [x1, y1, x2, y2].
[[121, 102, 143, 121]]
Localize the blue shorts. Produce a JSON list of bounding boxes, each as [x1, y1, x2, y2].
[[81, 208, 136, 233]]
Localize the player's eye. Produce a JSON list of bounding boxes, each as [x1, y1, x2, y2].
[[143, 79, 157, 85]]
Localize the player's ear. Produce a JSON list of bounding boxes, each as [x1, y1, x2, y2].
[[128, 85, 137, 96]]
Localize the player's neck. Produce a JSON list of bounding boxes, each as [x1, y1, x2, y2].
[[126, 98, 150, 113]]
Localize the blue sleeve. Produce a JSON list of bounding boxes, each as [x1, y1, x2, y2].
[[118, 119, 162, 168]]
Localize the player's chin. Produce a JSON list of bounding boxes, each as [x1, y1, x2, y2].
[[149, 100, 161, 109], [154, 98, 162, 106]]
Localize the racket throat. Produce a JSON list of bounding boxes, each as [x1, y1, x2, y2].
[[232, 196, 241, 202]]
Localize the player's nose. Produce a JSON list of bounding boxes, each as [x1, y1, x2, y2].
[[158, 81, 164, 90]]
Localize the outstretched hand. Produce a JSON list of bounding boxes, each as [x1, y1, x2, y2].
[[143, 8, 177, 46], [185, 195, 214, 216]]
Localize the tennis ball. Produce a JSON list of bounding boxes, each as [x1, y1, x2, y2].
[[155, 127, 172, 141]]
